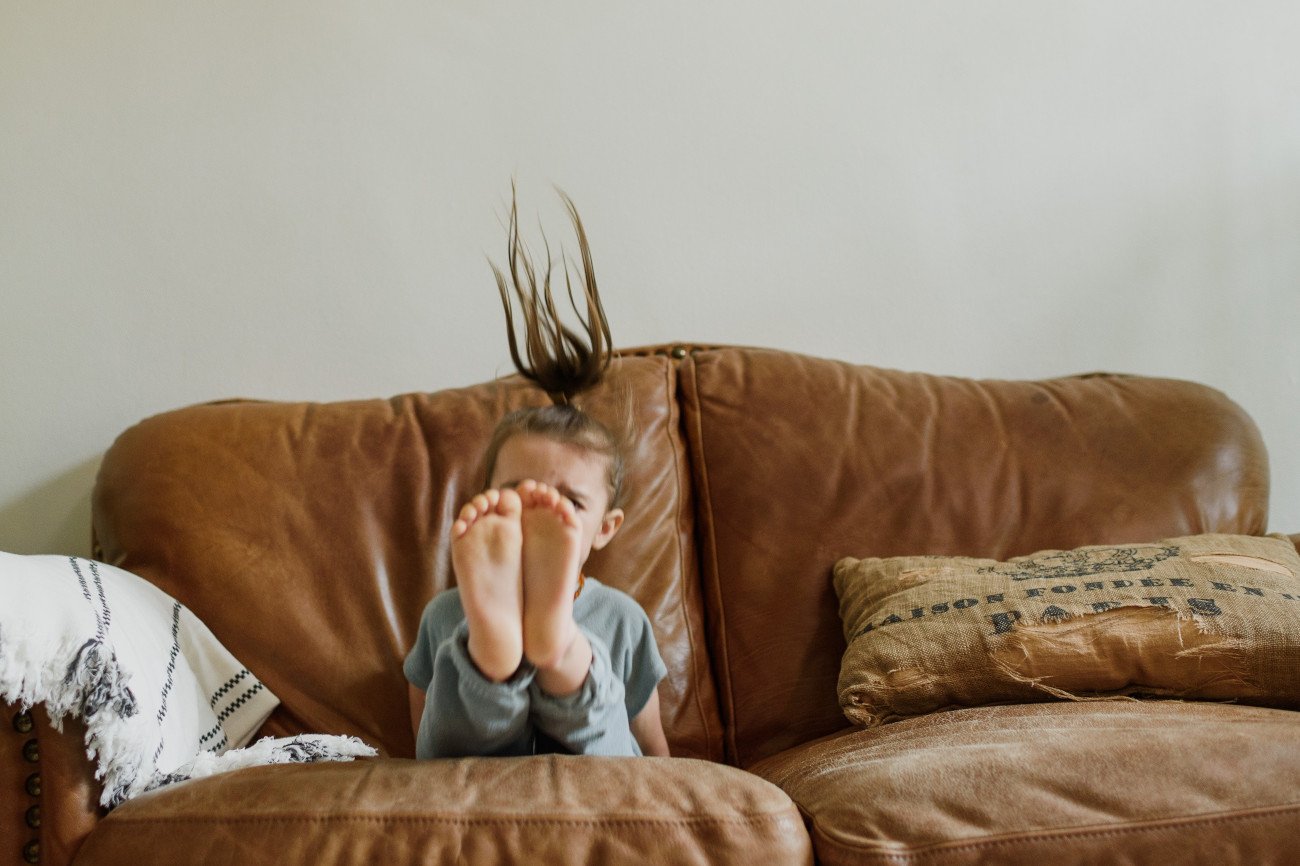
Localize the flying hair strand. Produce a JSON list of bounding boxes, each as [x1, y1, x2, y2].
[[489, 182, 614, 405]]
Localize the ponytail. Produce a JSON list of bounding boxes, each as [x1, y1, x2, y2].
[[482, 185, 627, 508]]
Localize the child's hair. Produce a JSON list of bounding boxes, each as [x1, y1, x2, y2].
[[483, 185, 627, 509]]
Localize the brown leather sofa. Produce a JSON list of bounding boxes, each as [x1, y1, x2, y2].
[[6, 344, 1300, 865]]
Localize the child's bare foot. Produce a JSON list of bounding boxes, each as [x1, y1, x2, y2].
[[518, 480, 584, 670], [451, 488, 524, 682]]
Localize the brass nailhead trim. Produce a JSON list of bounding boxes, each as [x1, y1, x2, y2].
[[12, 712, 33, 734], [671, 346, 687, 359], [25, 806, 40, 830], [25, 773, 41, 797], [22, 739, 39, 763], [22, 840, 39, 864]]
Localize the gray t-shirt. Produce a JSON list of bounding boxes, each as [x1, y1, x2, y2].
[[404, 577, 667, 722]]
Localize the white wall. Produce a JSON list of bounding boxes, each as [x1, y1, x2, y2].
[[2, 1, 1298, 557]]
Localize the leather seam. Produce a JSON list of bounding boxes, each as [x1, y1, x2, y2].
[[661, 357, 721, 762], [101, 810, 799, 828], [814, 801, 1300, 862], [682, 355, 738, 765]]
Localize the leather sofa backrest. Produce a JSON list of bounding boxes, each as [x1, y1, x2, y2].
[[679, 347, 1270, 765], [92, 352, 724, 761], [91, 344, 1272, 768]]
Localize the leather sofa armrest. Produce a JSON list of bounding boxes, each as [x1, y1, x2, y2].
[[3, 702, 104, 866]]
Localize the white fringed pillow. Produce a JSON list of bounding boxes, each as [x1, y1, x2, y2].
[[0, 553, 282, 806]]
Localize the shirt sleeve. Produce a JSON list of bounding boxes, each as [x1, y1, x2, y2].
[[620, 602, 668, 721], [403, 590, 460, 691]]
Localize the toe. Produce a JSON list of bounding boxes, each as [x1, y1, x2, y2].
[[535, 485, 559, 508], [555, 497, 578, 525], [497, 487, 523, 516], [516, 482, 537, 508]]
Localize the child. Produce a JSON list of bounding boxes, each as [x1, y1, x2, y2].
[[403, 190, 670, 759]]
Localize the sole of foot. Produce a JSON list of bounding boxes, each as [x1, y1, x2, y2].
[[518, 481, 584, 670], [451, 488, 525, 682]]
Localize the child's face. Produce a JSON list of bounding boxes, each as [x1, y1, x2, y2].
[[489, 433, 624, 566]]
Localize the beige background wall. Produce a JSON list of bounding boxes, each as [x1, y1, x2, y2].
[[2, 1, 1298, 556]]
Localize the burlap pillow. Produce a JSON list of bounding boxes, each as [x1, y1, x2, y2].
[[835, 533, 1300, 727]]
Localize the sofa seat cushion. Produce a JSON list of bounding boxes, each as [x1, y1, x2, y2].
[[73, 756, 811, 866], [748, 702, 1300, 866]]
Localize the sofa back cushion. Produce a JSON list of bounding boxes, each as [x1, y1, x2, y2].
[[93, 353, 723, 760], [680, 347, 1270, 765]]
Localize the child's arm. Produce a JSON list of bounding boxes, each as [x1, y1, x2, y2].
[[630, 688, 670, 757], [408, 684, 426, 741]]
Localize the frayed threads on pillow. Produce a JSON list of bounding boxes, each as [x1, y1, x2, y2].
[[147, 734, 379, 792], [64, 638, 138, 721]]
